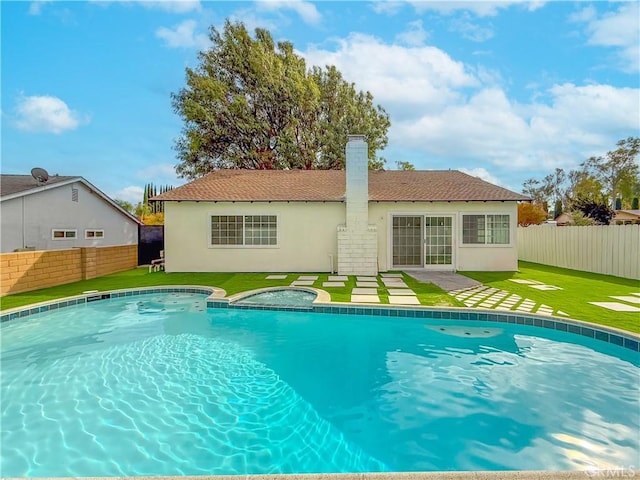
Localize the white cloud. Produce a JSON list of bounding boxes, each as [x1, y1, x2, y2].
[[156, 19, 209, 49], [395, 20, 428, 46], [13, 95, 88, 134], [573, 3, 640, 73], [112, 186, 144, 204], [409, 1, 543, 17], [28, 1, 51, 15], [256, 0, 321, 25], [300, 33, 640, 183], [449, 13, 495, 42], [459, 167, 503, 186], [303, 33, 478, 115], [137, 163, 180, 184], [142, 1, 201, 13]]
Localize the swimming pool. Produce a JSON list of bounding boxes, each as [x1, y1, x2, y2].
[[1, 291, 638, 476]]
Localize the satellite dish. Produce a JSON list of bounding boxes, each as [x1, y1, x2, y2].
[[31, 167, 49, 184]]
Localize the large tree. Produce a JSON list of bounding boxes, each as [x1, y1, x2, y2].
[[581, 137, 640, 208], [171, 21, 390, 178]]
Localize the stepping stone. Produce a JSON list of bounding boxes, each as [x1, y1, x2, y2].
[[557, 311, 570, 316], [351, 294, 380, 303], [382, 273, 403, 278], [631, 293, 640, 297], [388, 289, 414, 295], [530, 285, 563, 291], [610, 296, 640, 304], [509, 279, 536, 284], [357, 281, 379, 287], [291, 280, 314, 286], [589, 302, 640, 312], [298, 275, 318, 280], [382, 279, 408, 287], [266, 274, 287, 279], [328, 275, 348, 281], [496, 306, 512, 311], [516, 306, 533, 312], [352, 288, 379, 295], [323, 281, 345, 287], [388, 296, 420, 305], [357, 276, 378, 282]]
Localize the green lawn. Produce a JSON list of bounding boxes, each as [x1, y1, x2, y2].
[[0, 268, 460, 311], [2, 263, 638, 334], [460, 261, 640, 333]]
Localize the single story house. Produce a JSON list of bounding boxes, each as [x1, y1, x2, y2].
[[611, 209, 640, 225], [0, 173, 140, 253], [154, 135, 529, 275]]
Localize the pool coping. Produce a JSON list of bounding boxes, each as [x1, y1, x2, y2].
[[8, 471, 639, 480], [1, 285, 639, 352]]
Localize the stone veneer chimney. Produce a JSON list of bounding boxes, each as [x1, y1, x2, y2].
[[337, 135, 378, 276]]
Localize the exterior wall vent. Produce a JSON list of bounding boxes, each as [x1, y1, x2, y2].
[[72, 187, 79, 202]]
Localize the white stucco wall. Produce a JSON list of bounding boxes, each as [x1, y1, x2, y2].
[[0, 181, 138, 253], [369, 201, 519, 272], [163, 201, 345, 273]]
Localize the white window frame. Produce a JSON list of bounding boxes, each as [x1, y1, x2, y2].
[[209, 214, 279, 248], [85, 229, 105, 239], [461, 213, 511, 246], [52, 229, 77, 240]]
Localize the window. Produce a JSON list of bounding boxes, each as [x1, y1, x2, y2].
[[211, 215, 277, 246], [52, 229, 77, 239], [85, 230, 104, 239], [462, 214, 510, 245]]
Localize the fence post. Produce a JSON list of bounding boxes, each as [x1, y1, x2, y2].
[[80, 247, 97, 280]]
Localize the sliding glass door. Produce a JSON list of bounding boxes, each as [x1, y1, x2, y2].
[[392, 215, 454, 268]]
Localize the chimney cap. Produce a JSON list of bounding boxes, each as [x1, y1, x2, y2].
[[347, 134, 367, 143]]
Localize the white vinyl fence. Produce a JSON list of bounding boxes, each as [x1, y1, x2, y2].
[[517, 225, 640, 280]]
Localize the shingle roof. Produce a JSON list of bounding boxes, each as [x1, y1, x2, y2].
[[0, 174, 78, 197], [154, 169, 528, 202]]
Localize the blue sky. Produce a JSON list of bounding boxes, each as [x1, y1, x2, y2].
[[2, 1, 639, 204]]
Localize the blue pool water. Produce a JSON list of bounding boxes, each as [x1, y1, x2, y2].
[[1, 292, 638, 476]]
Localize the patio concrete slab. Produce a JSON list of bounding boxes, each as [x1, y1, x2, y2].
[[351, 294, 380, 303], [357, 281, 379, 287], [404, 271, 482, 292], [291, 280, 314, 286], [328, 275, 348, 281], [388, 289, 415, 295], [389, 296, 420, 305], [352, 288, 379, 295], [323, 281, 345, 287], [589, 302, 640, 312], [610, 295, 640, 304], [298, 275, 318, 281], [266, 274, 288, 279]]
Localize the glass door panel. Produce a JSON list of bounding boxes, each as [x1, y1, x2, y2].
[[392, 216, 422, 267], [425, 216, 453, 266]]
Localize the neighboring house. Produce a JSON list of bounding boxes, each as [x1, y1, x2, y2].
[[0, 174, 140, 253], [554, 212, 573, 226], [154, 136, 529, 275], [611, 209, 640, 225]]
